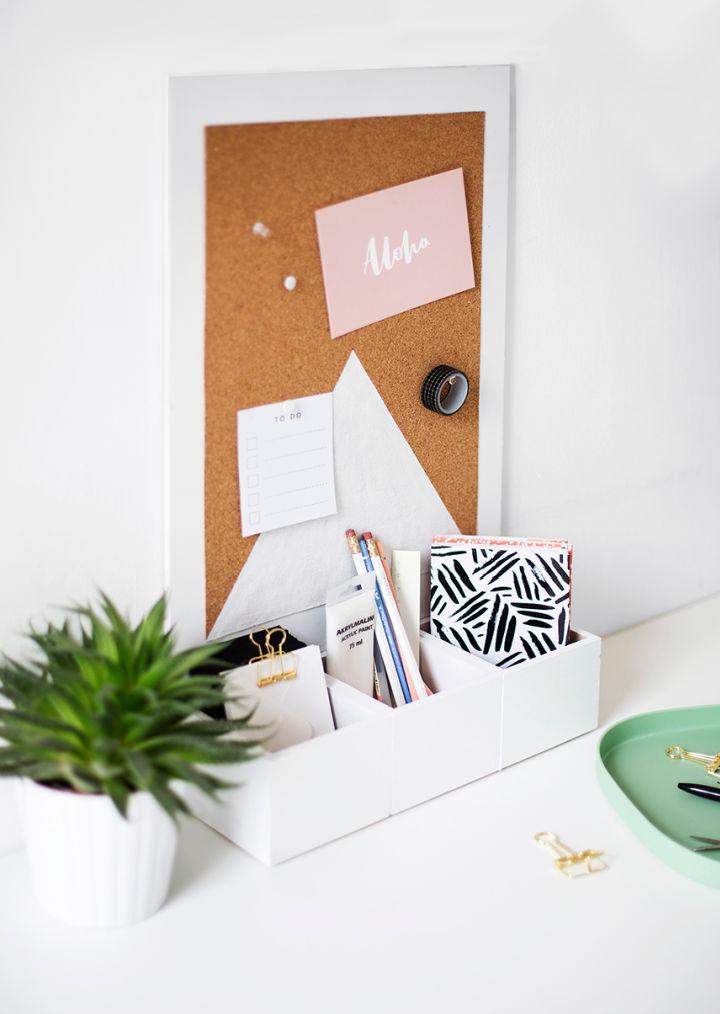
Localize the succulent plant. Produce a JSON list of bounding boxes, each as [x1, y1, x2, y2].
[[0, 593, 262, 818]]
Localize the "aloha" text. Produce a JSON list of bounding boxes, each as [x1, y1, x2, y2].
[[363, 230, 430, 276]]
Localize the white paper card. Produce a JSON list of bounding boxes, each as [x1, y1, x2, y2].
[[224, 644, 334, 753], [391, 550, 421, 665], [237, 393, 337, 536]]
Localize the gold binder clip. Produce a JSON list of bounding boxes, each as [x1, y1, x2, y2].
[[665, 745, 720, 778], [249, 628, 297, 688], [534, 831, 607, 878]]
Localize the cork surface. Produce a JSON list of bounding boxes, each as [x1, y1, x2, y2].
[[205, 112, 484, 632]]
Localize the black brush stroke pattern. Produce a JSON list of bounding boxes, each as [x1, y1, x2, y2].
[[430, 541, 571, 668]]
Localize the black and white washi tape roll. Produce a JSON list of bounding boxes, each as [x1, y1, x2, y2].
[[421, 365, 469, 416]]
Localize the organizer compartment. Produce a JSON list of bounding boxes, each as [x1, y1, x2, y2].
[[500, 629, 601, 767], [390, 634, 503, 812], [188, 677, 391, 865]]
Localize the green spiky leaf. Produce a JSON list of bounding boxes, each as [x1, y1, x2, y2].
[[0, 593, 265, 820]]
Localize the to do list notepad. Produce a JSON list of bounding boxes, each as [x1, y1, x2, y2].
[[237, 393, 337, 536]]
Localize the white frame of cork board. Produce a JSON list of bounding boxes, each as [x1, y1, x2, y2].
[[167, 65, 511, 648]]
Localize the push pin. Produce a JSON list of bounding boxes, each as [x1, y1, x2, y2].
[[534, 831, 607, 878], [283, 275, 297, 291], [252, 222, 271, 238]]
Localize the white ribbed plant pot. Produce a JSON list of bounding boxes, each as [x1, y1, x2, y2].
[[20, 779, 178, 928]]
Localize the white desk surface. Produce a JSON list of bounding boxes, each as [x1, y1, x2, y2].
[[1, 596, 719, 1013]]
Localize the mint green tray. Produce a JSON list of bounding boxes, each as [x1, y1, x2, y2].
[[597, 705, 720, 888]]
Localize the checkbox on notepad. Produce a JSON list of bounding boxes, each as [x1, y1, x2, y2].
[[246, 437, 258, 451], [247, 455, 258, 469], [249, 512, 260, 524], [249, 493, 259, 507], [248, 474, 259, 488]]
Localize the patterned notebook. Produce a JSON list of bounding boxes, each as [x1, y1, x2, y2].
[[430, 535, 572, 667]]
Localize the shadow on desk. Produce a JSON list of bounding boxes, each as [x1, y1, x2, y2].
[[167, 818, 255, 905], [597, 630, 662, 728], [598, 646, 642, 727]]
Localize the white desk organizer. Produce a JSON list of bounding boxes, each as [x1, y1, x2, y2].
[[193, 630, 600, 864]]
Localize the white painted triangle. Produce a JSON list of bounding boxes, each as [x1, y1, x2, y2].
[[210, 350, 459, 639]]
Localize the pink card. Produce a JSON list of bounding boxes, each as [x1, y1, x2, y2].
[[314, 168, 476, 339]]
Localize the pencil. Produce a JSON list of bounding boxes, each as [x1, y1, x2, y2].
[[376, 540, 399, 605], [358, 535, 412, 704], [364, 534, 424, 701], [345, 530, 407, 707]]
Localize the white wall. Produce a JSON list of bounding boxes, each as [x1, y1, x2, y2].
[[1, 0, 719, 651]]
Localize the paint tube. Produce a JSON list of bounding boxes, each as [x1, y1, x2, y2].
[[325, 572, 376, 696]]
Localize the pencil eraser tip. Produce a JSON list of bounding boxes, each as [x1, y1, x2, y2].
[[345, 529, 356, 537], [362, 531, 373, 540]]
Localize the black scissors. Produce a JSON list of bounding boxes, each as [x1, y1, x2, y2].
[[690, 835, 720, 852]]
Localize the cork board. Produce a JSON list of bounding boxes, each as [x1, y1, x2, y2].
[[205, 111, 485, 633]]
